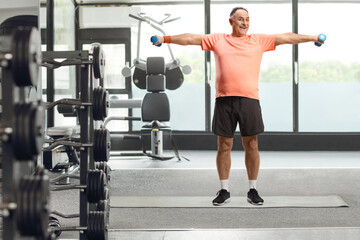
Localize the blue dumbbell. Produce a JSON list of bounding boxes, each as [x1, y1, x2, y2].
[[150, 36, 162, 47], [315, 33, 326, 47]]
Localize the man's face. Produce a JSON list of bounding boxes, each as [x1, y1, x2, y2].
[[229, 9, 250, 36]]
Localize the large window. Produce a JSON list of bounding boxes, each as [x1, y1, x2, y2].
[[298, 3, 360, 132], [210, 3, 293, 132], [40, 0, 76, 127]]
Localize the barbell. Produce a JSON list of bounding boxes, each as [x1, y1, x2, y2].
[[47, 86, 109, 121], [48, 211, 108, 240], [51, 169, 108, 203]]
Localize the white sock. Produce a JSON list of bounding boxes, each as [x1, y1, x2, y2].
[[220, 179, 229, 191], [249, 180, 257, 189]]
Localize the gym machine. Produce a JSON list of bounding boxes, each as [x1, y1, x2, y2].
[[118, 12, 191, 161], [41, 43, 110, 239]]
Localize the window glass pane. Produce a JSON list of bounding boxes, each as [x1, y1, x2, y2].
[[299, 3, 360, 132], [83, 44, 126, 89], [106, 94, 130, 132], [210, 3, 292, 132], [54, 94, 77, 126], [129, 5, 205, 131], [54, 0, 75, 51]]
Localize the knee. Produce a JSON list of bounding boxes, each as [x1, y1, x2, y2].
[[242, 136, 258, 151], [217, 137, 233, 152]]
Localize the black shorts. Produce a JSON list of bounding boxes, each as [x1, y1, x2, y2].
[[212, 96, 264, 138]]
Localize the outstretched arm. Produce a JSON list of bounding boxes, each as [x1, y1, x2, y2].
[[153, 33, 202, 46], [275, 33, 323, 46]]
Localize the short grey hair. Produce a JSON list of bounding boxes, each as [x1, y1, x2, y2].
[[229, 7, 248, 18]]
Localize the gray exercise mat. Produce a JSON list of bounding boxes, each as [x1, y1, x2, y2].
[[110, 195, 348, 208]]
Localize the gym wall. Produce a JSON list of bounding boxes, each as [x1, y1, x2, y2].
[[0, 0, 39, 24]]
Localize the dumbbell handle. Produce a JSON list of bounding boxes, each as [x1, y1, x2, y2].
[[51, 184, 86, 191], [50, 226, 87, 232], [151, 36, 162, 47], [315, 33, 326, 47]]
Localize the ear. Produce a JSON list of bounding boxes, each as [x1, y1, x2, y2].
[[229, 17, 233, 25]]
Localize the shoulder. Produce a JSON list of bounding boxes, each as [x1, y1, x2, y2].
[[251, 34, 276, 40], [203, 33, 226, 39]]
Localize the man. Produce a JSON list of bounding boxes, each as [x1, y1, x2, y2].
[[153, 7, 324, 206]]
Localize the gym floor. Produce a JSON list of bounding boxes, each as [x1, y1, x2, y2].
[[40, 150, 360, 240]]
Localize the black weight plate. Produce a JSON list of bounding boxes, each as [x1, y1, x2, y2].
[[99, 171, 106, 201], [94, 128, 110, 162], [132, 67, 146, 89], [0, 15, 38, 35], [92, 87, 101, 121], [102, 90, 109, 119], [94, 170, 100, 203], [29, 103, 45, 156], [32, 176, 41, 234], [20, 104, 31, 159], [99, 129, 105, 162], [100, 129, 106, 162], [20, 177, 30, 234], [87, 212, 94, 239], [95, 87, 101, 121], [38, 175, 50, 239], [87, 170, 100, 203], [105, 128, 110, 162], [13, 104, 22, 159], [12, 27, 39, 87], [87, 170, 94, 203], [93, 87, 108, 121], [14, 103, 38, 160], [13, 103, 30, 160], [17, 177, 28, 234], [23, 104, 33, 159], [12, 28, 25, 86], [100, 129, 107, 162], [19, 28, 31, 86], [165, 66, 184, 90], [98, 88, 105, 121], [27, 27, 41, 87], [23, 176, 34, 235], [92, 45, 100, 79], [88, 211, 106, 240], [92, 44, 105, 79], [100, 211, 107, 240], [94, 212, 100, 240], [93, 129, 101, 161]]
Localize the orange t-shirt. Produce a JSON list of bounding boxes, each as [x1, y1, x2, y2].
[[201, 33, 276, 100]]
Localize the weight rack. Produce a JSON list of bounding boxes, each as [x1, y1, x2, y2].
[[42, 45, 109, 239], [1, 27, 48, 239]]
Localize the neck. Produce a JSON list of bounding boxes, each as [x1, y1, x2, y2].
[[231, 32, 246, 37]]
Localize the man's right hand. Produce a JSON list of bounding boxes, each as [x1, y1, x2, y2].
[[152, 35, 164, 45]]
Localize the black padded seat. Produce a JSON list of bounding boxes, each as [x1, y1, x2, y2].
[[141, 93, 170, 124]]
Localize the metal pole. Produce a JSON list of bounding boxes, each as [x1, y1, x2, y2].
[[46, 0, 55, 128], [79, 63, 90, 240], [292, 0, 299, 132], [204, 0, 211, 132]]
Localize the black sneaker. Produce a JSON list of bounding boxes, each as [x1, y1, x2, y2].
[[247, 188, 264, 205], [212, 189, 231, 206]]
